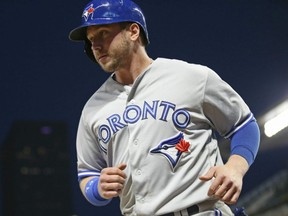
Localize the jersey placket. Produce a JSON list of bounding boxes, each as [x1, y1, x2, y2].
[[124, 82, 151, 212]]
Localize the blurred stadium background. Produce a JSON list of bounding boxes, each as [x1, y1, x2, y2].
[[0, 0, 287, 215]]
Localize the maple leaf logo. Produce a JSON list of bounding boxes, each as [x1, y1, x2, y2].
[[175, 138, 190, 153]]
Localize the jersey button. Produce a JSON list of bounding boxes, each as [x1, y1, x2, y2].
[[133, 139, 139, 145], [136, 169, 142, 175]]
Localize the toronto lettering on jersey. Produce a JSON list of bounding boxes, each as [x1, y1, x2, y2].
[[98, 100, 190, 144]]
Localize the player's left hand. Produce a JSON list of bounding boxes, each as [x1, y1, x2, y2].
[[199, 155, 249, 205]]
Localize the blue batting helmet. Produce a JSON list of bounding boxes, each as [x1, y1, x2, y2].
[[69, 0, 149, 62]]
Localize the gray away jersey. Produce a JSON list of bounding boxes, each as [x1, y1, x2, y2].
[[76, 58, 251, 215]]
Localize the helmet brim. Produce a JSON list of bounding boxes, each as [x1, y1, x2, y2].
[[69, 20, 114, 41], [69, 25, 87, 41], [69, 19, 130, 41]]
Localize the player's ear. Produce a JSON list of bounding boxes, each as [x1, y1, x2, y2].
[[128, 23, 141, 42]]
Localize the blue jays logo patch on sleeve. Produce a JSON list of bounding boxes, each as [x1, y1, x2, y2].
[[150, 132, 191, 170]]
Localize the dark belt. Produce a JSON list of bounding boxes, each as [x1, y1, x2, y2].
[[162, 205, 199, 216]]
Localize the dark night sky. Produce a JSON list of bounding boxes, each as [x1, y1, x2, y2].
[[1, 0, 288, 215]]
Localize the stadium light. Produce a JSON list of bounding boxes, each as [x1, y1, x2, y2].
[[263, 100, 288, 137]]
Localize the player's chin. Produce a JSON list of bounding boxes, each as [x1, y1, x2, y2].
[[99, 64, 114, 73], [98, 61, 116, 73]]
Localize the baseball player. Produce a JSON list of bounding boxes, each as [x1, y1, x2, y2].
[[69, 0, 260, 215]]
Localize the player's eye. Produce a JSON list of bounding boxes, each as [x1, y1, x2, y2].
[[87, 29, 110, 43], [100, 30, 109, 38]]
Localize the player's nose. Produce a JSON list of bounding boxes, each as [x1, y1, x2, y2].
[[91, 39, 103, 51]]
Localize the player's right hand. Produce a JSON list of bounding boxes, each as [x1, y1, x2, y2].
[[98, 163, 127, 199]]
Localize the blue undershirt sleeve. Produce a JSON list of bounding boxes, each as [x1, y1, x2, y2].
[[84, 176, 112, 206], [230, 119, 260, 166]]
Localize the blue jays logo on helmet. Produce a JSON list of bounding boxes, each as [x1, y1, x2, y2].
[[150, 132, 191, 170], [82, 4, 96, 22]]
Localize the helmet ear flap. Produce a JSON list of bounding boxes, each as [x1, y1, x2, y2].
[[84, 40, 97, 63]]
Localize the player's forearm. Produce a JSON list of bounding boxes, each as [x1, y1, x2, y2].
[[226, 154, 249, 177]]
